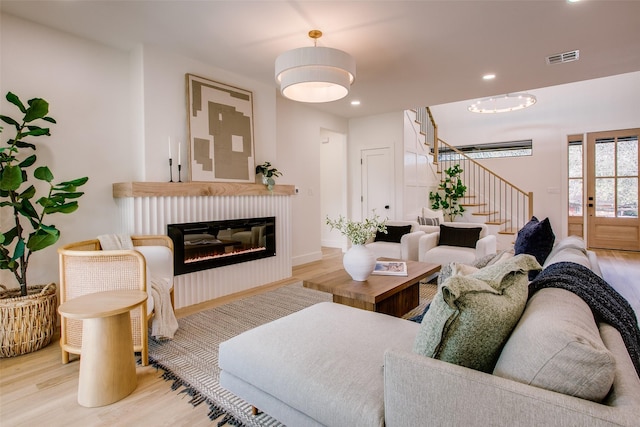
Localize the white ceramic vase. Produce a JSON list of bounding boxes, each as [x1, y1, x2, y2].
[[343, 244, 376, 281]]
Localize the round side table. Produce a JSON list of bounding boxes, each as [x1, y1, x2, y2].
[[58, 289, 147, 407]]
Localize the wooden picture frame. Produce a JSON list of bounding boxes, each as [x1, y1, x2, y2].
[[186, 73, 255, 182]]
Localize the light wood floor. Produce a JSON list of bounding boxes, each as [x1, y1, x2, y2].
[[0, 247, 637, 426]]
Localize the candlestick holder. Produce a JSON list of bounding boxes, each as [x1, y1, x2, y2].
[[178, 164, 182, 182], [168, 158, 174, 182]]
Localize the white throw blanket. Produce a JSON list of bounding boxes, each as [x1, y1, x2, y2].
[[97, 234, 178, 340]]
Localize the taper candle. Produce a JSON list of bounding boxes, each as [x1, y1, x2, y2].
[[168, 136, 172, 159], [178, 142, 181, 165]]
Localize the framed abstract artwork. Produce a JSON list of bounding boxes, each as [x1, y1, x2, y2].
[[186, 73, 255, 182]]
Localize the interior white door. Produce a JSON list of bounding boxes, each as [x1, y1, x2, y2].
[[362, 147, 394, 220]]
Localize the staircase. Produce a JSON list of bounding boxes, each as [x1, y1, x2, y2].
[[415, 106, 533, 238]]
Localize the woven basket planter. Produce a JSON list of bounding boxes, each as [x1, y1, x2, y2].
[[0, 283, 57, 358]]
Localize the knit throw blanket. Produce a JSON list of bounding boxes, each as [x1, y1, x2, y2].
[[529, 261, 640, 377], [97, 234, 178, 340]]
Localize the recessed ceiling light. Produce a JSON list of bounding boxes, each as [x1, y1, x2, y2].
[[483, 74, 496, 80], [351, 100, 361, 106]]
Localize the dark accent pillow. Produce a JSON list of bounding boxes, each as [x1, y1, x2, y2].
[[514, 216, 555, 266], [417, 216, 439, 226], [438, 224, 482, 248], [375, 225, 412, 243]]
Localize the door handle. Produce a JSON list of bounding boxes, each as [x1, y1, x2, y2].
[[384, 205, 390, 209]]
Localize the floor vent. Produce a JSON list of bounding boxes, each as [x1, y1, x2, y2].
[[546, 50, 580, 65]]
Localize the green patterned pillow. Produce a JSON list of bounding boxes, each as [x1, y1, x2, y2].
[[413, 254, 541, 372]]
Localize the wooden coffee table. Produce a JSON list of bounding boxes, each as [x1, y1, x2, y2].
[[303, 259, 440, 317]]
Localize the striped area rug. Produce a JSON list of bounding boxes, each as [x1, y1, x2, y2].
[[148, 281, 437, 426]]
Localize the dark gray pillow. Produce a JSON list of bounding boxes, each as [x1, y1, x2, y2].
[[438, 224, 482, 248], [375, 225, 412, 243], [514, 217, 555, 279]]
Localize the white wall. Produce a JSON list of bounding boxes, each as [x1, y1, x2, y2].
[[431, 71, 640, 238], [1, 14, 133, 287], [320, 129, 348, 250], [348, 112, 404, 221], [276, 98, 348, 265], [0, 13, 346, 290], [138, 45, 277, 182]]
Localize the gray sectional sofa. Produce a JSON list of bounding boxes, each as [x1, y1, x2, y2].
[[218, 237, 640, 426]]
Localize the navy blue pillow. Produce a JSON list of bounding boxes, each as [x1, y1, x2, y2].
[[375, 225, 412, 243], [514, 216, 555, 267]]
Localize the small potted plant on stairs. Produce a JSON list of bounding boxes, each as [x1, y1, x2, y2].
[[255, 161, 282, 192], [429, 163, 467, 221], [0, 92, 89, 357]]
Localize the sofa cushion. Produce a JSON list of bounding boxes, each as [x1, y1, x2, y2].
[[219, 302, 419, 427], [543, 236, 591, 269], [375, 225, 412, 243], [514, 216, 555, 265], [438, 224, 482, 248], [413, 254, 540, 372], [494, 288, 616, 402]]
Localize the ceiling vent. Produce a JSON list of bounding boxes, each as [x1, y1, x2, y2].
[[546, 50, 580, 65]]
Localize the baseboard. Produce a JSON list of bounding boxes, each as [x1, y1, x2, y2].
[[292, 251, 323, 266]]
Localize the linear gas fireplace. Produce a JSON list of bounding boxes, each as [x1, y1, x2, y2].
[[168, 217, 276, 275]]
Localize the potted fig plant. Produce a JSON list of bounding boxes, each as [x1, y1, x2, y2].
[[0, 92, 89, 357], [429, 163, 467, 221], [255, 161, 282, 192]]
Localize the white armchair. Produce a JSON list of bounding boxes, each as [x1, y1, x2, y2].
[[418, 222, 497, 266], [365, 220, 425, 261]]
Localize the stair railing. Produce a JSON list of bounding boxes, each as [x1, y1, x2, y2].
[[436, 139, 533, 234]]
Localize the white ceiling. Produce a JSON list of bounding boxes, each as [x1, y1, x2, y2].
[[2, 0, 640, 119]]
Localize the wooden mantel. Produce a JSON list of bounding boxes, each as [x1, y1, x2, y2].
[[113, 182, 296, 198]]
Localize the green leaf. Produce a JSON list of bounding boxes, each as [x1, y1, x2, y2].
[[39, 224, 58, 234], [18, 185, 36, 200], [42, 117, 56, 124], [22, 126, 50, 137], [58, 177, 89, 188], [0, 115, 20, 128], [27, 229, 60, 252], [24, 98, 49, 122], [0, 165, 23, 191], [1, 227, 18, 245], [19, 155, 37, 168], [12, 239, 25, 261], [44, 202, 78, 214], [17, 199, 39, 221], [34, 166, 54, 182], [6, 92, 26, 113], [14, 140, 36, 150], [51, 191, 84, 200]]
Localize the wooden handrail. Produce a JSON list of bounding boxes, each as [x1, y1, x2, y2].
[[438, 139, 530, 196]]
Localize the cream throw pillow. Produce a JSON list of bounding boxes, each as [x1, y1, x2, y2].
[[413, 254, 541, 372], [493, 288, 616, 402]]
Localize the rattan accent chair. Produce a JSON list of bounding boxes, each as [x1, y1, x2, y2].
[[58, 235, 174, 366]]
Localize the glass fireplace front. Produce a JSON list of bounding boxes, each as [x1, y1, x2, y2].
[[167, 217, 276, 275]]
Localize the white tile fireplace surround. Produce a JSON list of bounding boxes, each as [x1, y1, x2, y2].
[[113, 182, 296, 309]]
